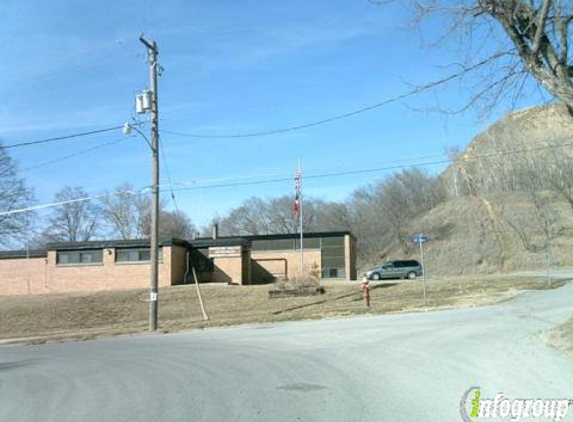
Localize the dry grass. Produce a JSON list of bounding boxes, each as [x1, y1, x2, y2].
[[545, 317, 573, 358], [0, 275, 567, 344]]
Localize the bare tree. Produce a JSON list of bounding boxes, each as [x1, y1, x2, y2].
[[372, 0, 573, 113], [376, 178, 413, 253], [347, 186, 392, 266], [545, 147, 573, 209], [150, 210, 196, 239], [43, 186, 102, 243], [265, 196, 326, 234], [478, 0, 573, 109], [206, 170, 447, 268], [213, 196, 341, 236], [100, 183, 154, 239], [501, 191, 563, 278], [314, 202, 353, 232], [371, 168, 446, 253], [257, 197, 294, 234], [0, 142, 34, 248], [215, 197, 271, 236]]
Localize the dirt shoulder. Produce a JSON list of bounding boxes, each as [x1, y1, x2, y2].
[[544, 317, 573, 358], [0, 275, 568, 345]]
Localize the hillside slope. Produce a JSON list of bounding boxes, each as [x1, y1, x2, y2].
[[397, 193, 573, 276], [374, 104, 573, 276]]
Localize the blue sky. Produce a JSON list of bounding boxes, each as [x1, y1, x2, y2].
[[0, 0, 548, 229]]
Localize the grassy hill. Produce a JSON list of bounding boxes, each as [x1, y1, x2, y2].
[[369, 104, 573, 276], [398, 193, 573, 276]]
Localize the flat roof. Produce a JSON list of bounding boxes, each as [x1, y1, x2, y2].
[[46, 238, 190, 251], [196, 231, 355, 243], [0, 231, 355, 256], [0, 249, 48, 260], [189, 238, 250, 248]]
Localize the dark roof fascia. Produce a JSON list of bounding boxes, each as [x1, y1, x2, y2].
[[196, 231, 356, 243], [42, 231, 356, 252], [0, 249, 48, 260], [246, 231, 356, 241], [46, 238, 190, 251], [189, 238, 251, 248]]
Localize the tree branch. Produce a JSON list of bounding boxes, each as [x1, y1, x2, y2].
[[532, 0, 553, 54]]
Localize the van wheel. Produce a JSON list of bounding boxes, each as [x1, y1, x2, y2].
[[407, 272, 417, 280], [371, 273, 381, 280]]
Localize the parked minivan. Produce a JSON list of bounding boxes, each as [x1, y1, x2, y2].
[[363, 260, 422, 280]]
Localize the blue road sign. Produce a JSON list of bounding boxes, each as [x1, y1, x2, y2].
[[412, 234, 429, 244]]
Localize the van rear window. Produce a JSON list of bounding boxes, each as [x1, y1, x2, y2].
[[395, 260, 419, 267]]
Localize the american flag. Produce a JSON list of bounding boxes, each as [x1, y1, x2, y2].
[[294, 170, 302, 220]]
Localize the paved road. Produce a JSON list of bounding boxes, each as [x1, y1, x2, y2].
[[2, 282, 573, 422]]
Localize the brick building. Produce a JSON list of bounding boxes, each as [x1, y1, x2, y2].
[[0, 231, 357, 296]]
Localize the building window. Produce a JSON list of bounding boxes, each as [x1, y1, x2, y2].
[[116, 247, 163, 263], [320, 235, 346, 278], [294, 238, 321, 249], [252, 239, 296, 251], [322, 267, 345, 278], [252, 237, 323, 251], [57, 249, 103, 265]]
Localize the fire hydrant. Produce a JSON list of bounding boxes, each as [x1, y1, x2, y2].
[[362, 280, 370, 308]]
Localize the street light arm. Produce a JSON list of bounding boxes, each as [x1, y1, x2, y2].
[[124, 123, 153, 150], [139, 35, 157, 53]]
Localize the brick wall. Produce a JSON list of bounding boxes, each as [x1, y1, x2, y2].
[[345, 234, 358, 280], [169, 245, 187, 285], [209, 246, 250, 285], [0, 245, 185, 296], [211, 255, 245, 284], [0, 235, 357, 295], [251, 249, 321, 282], [0, 256, 49, 295]]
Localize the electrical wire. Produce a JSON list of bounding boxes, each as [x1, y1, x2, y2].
[[4, 136, 572, 217], [3, 52, 503, 152], [158, 135, 182, 216], [155, 151, 455, 190], [0, 189, 142, 217], [165, 138, 573, 192], [160, 54, 506, 140], [20, 136, 135, 172], [3, 122, 145, 150]]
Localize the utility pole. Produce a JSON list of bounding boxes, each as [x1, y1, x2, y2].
[[413, 233, 429, 306], [419, 235, 426, 305], [299, 160, 304, 278], [140, 35, 160, 331], [295, 161, 304, 277]]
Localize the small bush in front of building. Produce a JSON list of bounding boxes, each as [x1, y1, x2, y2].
[[309, 262, 321, 282], [269, 271, 324, 298]]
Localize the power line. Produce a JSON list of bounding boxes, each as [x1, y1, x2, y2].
[[161, 53, 506, 140], [158, 135, 182, 216], [20, 136, 135, 172], [3, 126, 122, 149], [2, 54, 499, 149], [0, 189, 142, 217], [3, 52, 503, 150], [3, 122, 145, 150], [156, 151, 453, 190], [166, 139, 573, 192], [4, 137, 571, 217]]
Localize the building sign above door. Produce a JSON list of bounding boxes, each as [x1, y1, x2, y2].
[[208, 246, 243, 258]]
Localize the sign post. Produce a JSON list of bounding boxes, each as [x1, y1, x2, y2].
[[412, 234, 429, 305]]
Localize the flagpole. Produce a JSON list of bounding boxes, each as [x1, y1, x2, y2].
[[298, 159, 304, 278]]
